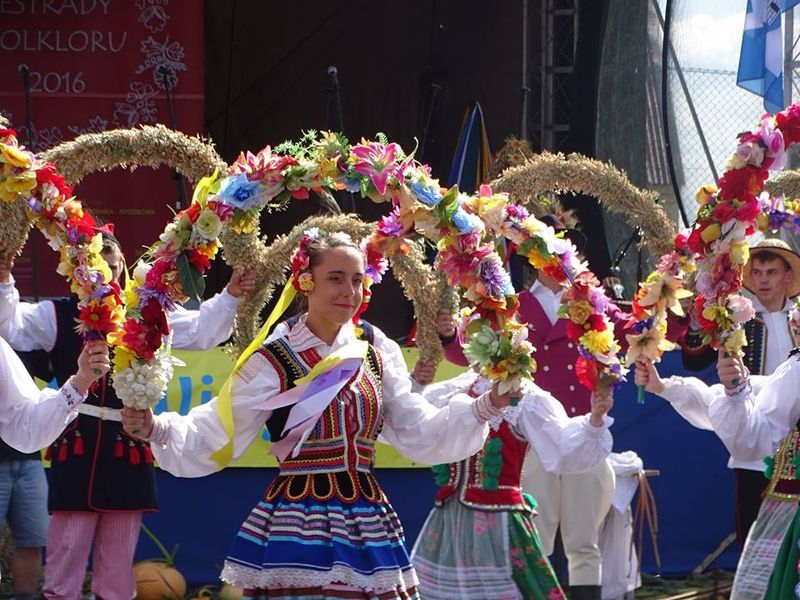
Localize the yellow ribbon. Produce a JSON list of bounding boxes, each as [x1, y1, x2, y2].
[[210, 279, 298, 469]]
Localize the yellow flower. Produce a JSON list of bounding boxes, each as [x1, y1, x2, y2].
[[191, 171, 219, 207], [111, 346, 134, 372], [297, 272, 315, 292], [695, 184, 717, 205], [0, 169, 37, 201], [700, 223, 721, 243], [0, 144, 31, 168], [195, 209, 222, 240], [580, 329, 614, 355], [569, 300, 594, 325], [722, 328, 747, 356], [63, 200, 83, 219], [195, 240, 220, 259], [730, 241, 749, 266], [625, 318, 674, 364], [756, 213, 770, 231]]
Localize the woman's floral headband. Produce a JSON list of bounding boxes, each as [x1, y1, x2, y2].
[[290, 227, 323, 293]]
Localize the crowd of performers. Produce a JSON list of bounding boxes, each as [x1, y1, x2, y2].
[[2, 214, 800, 600]]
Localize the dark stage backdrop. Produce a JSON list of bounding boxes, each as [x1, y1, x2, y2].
[[202, 0, 611, 339]]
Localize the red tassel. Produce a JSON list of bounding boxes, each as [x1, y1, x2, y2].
[[44, 446, 52, 461], [128, 444, 140, 466], [57, 443, 68, 462], [72, 434, 84, 456], [114, 439, 124, 458], [143, 445, 154, 464]]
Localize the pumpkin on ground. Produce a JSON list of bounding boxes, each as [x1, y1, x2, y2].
[[133, 560, 186, 600]]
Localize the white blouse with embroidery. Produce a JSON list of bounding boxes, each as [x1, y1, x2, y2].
[[419, 371, 613, 474], [149, 317, 491, 477], [0, 336, 87, 453], [0, 276, 241, 353], [707, 355, 800, 463]]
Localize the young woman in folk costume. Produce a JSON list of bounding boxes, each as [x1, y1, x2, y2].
[[408, 312, 614, 600], [121, 229, 513, 600]]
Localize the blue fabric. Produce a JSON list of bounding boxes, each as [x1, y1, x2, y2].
[[0, 459, 49, 547], [737, 0, 800, 112]]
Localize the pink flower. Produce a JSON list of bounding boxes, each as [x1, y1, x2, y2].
[[350, 141, 401, 195]]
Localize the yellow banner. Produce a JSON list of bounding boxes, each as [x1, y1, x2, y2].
[[152, 346, 466, 468]]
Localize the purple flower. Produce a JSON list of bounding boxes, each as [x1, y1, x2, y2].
[[377, 208, 406, 237], [506, 204, 529, 220], [479, 256, 514, 297], [136, 286, 176, 312]]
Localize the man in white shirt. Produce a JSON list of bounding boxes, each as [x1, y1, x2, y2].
[[678, 238, 800, 547]]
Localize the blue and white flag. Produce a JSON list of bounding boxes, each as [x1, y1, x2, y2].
[[737, 0, 800, 113]]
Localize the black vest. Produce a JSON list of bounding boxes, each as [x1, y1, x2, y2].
[[46, 296, 157, 512]]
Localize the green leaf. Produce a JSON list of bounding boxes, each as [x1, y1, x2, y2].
[[176, 252, 206, 303]]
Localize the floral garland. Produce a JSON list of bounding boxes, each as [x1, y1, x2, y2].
[[628, 104, 800, 372], [0, 120, 124, 343], [130, 130, 624, 397], [110, 172, 232, 408]]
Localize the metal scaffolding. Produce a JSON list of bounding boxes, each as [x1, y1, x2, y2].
[[530, 0, 579, 151]]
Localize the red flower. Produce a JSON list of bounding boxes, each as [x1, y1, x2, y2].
[[123, 300, 168, 359], [777, 104, 800, 146], [575, 356, 598, 391], [711, 201, 736, 223], [735, 196, 761, 223], [187, 249, 211, 273], [77, 302, 116, 335], [542, 263, 568, 283], [674, 233, 689, 251], [140, 299, 170, 337], [36, 162, 73, 197], [180, 203, 201, 223], [68, 211, 98, 241], [145, 261, 173, 293], [687, 228, 705, 255], [121, 320, 160, 360], [717, 167, 767, 202]]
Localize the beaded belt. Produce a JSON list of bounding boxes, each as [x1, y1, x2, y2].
[[77, 404, 122, 422]]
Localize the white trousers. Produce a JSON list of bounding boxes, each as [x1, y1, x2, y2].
[[522, 447, 615, 586]]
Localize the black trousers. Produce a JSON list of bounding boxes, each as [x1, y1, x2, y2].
[[734, 467, 769, 548]]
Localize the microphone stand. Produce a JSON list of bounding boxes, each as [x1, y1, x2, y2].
[[418, 82, 442, 161], [324, 67, 355, 213], [158, 65, 187, 210], [19, 65, 40, 301]]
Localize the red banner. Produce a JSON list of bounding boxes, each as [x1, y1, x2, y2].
[[0, 0, 204, 297]]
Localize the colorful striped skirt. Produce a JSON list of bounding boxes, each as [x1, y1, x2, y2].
[[411, 496, 564, 600], [220, 470, 419, 600]]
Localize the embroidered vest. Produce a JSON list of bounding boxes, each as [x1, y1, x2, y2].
[[256, 336, 384, 475], [764, 425, 800, 502], [434, 414, 530, 512]]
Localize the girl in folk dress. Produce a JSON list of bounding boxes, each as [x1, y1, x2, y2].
[[122, 230, 513, 600], [411, 346, 614, 599]]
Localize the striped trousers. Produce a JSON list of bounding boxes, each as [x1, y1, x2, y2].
[[43, 510, 142, 600]]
